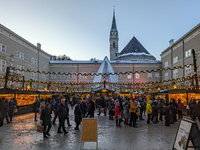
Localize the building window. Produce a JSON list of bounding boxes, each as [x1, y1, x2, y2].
[[135, 73, 140, 79], [0, 59, 6, 72], [185, 49, 191, 58], [31, 58, 37, 65], [147, 73, 152, 79], [49, 74, 56, 79], [165, 61, 168, 67], [155, 73, 159, 78], [1, 44, 6, 53], [17, 51, 24, 60], [69, 74, 76, 79], [185, 65, 191, 76], [173, 56, 178, 64], [42, 62, 46, 68], [117, 74, 121, 79], [127, 74, 131, 79], [113, 42, 115, 48], [60, 74, 65, 79], [173, 69, 178, 79], [42, 74, 46, 81], [17, 65, 24, 75], [31, 71, 37, 79], [165, 72, 168, 80], [80, 73, 87, 79]]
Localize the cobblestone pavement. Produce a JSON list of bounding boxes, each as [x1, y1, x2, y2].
[[0, 109, 199, 150]]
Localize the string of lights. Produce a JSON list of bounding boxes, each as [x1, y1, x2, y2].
[[9, 64, 193, 76]]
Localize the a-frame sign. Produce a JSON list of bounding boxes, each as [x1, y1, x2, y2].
[[172, 118, 200, 150]]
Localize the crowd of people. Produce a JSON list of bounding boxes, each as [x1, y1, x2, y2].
[[0, 97, 17, 126], [33, 95, 95, 138], [1, 94, 200, 139]]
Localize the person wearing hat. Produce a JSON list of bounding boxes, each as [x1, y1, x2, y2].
[[129, 98, 137, 128], [177, 99, 184, 119]]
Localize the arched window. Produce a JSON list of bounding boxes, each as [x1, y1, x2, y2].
[[113, 41, 115, 48]]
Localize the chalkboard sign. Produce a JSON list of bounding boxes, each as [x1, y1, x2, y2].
[[172, 118, 200, 150]]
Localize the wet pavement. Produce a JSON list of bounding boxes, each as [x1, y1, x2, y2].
[[0, 109, 199, 150]]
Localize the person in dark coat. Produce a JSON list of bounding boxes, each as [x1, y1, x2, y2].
[[74, 104, 82, 130], [108, 99, 115, 120], [33, 99, 40, 121], [8, 98, 17, 122], [97, 97, 102, 116], [164, 103, 170, 126], [0, 98, 4, 127], [53, 99, 61, 125], [152, 101, 158, 124], [40, 103, 52, 138], [189, 99, 200, 121], [57, 99, 68, 134], [171, 99, 178, 122], [139, 97, 144, 120], [81, 100, 87, 118], [2, 98, 10, 124], [86, 99, 95, 118], [65, 101, 72, 127]]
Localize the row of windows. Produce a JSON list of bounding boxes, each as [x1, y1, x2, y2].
[[164, 49, 192, 67], [0, 43, 47, 68], [48, 73, 160, 80], [164, 66, 192, 80]]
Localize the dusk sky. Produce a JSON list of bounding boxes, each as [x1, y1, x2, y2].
[[1, 0, 200, 60]]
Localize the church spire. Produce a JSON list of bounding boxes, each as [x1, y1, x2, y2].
[[111, 9, 117, 32]]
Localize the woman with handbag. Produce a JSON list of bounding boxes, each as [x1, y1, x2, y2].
[[40, 103, 52, 138], [115, 102, 121, 127]]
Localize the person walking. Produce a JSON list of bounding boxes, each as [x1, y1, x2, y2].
[[8, 98, 17, 122], [177, 99, 184, 119], [57, 99, 68, 134], [74, 104, 82, 130], [97, 97, 102, 116], [115, 102, 122, 127], [65, 101, 72, 127], [129, 98, 137, 128], [86, 99, 95, 118], [146, 100, 152, 125], [53, 99, 60, 125], [33, 99, 40, 121], [40, 103, 52, 138]]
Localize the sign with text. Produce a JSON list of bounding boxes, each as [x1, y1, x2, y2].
[[81, 119, 98, 142], [173, 118, 200, 150]]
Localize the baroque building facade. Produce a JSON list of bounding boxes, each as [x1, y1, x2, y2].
[[0, 11, 163, 90], [160, 23, 200, 86]]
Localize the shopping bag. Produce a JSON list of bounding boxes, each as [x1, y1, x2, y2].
[[117, 114, 122, 119], [36, 125, 44, 133], [136, 109, 140, 116]]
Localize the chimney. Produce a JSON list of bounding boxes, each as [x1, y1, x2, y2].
[[169, 39, 174, 47], [37, 43, 41, 49]]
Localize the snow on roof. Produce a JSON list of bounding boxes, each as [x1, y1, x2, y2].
[[115, 52, 154, 59], [50, 59, 161, 64]]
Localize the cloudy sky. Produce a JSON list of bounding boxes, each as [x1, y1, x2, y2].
[[1, 0, 200, 60]]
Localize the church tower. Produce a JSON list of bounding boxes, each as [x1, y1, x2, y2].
[[110, 9, 119, 60]]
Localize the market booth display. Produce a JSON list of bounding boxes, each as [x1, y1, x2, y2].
[[0, 88, 66, 115]]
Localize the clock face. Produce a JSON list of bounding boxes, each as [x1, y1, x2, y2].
[[112, 32, 116, 35]]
